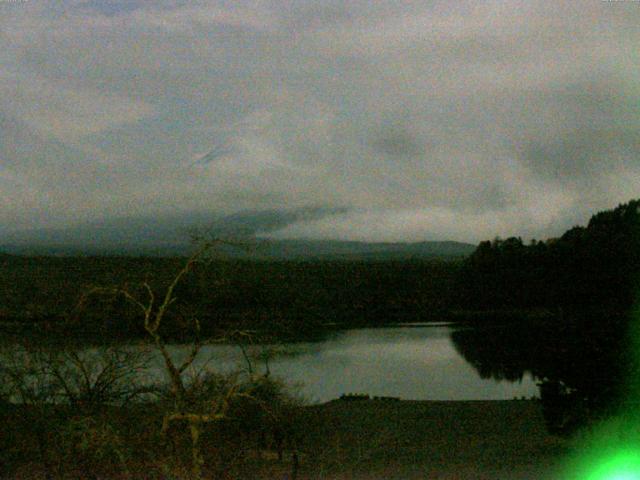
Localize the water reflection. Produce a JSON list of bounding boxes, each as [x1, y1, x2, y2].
[[450, 325, 536, 382], [162, 326, 539, 403], [450, 316, 633, 434], [2, 326, 541, 405]]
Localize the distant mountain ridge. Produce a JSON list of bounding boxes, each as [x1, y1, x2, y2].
[[0, 209, 476, 259], [247, 239, 475, 260], [0, 238, 475, 260]]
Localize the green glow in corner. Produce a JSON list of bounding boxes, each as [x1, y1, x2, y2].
[[556, 429, 640, 479], [562, 300, 640, 480], [583, 450, 640, 480]]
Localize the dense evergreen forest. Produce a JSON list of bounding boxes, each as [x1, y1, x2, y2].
[[456, 199, 640, 313], [453, 199, 640, 433], [0, 255, 460, 341], [1, 199, 638, 343]]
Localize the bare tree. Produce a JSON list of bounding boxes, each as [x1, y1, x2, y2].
[[80, 240, 258, 478], [0, 338, 157, 479], [0, 341, 61, 479], [45, 346, 155, 410]]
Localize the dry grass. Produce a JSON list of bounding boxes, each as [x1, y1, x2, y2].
[[1, 400, 570, 479], [292, 400, 569, 479]]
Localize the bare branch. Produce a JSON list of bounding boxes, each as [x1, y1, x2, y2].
[[176, 317, 201, 374]]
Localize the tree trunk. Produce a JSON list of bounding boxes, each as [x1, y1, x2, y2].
[[189, 419, 204, 479]]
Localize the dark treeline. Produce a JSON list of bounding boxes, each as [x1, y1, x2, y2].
[[456, 199, 640, 313], [0, 255, 460, 341], [452, 199, 640, 434]]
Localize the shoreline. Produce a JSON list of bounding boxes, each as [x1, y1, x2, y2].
[[296, 399, 569, 479], [1, 398, 574, 479]]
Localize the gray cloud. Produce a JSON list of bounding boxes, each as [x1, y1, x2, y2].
[[1, 1, 639, 242]]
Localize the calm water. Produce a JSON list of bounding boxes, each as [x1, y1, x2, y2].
[[160, 325, 539, 403]]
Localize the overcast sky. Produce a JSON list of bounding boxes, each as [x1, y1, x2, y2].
[[1, 0, 639, 243]]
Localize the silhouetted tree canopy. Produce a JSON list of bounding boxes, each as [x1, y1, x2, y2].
[[457, 199, 640, 312], [453, 199, 640, 434]]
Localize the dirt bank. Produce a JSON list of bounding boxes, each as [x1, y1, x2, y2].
[[281, 399, 569, 479]]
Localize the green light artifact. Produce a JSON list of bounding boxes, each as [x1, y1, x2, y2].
[[562, 302, 640, 479], [583, 449, 640, 480]]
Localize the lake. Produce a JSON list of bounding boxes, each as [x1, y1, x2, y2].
[[160, 324, 540, 403]]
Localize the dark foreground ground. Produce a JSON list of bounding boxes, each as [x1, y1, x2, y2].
[[4, 400, 570, 479], [288, 399, 568, 480]]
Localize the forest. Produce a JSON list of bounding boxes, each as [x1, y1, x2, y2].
[[0, 255, 460, 341], [1, 199, 639, 478], [456, 199, 640, 314], [453, 199, 640, 435]]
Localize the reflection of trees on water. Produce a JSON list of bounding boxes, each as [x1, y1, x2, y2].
[[451, 326, 535, 382], [451, 315, 633, 433]]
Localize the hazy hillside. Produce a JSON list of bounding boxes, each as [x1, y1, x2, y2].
[[0, 209, 475, 259], [0, 238, 475, 260], [248, 239, 475, 260]]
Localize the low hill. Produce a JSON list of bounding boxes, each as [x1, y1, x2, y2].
[[0, 238, 475, 260], [0, 210, 475, 259], [248, 239, 475, 260]]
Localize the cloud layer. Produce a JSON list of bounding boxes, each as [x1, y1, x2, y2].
[[1, 0, 639, 241]]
